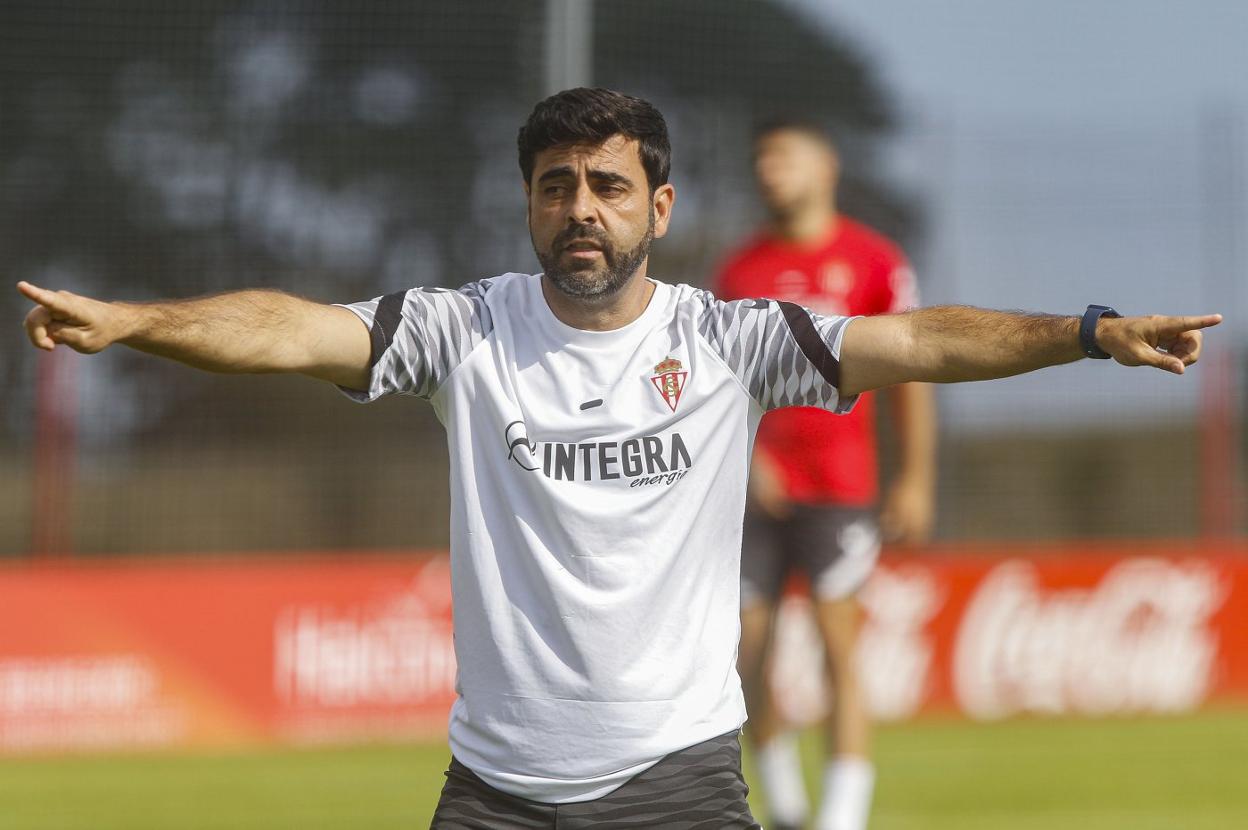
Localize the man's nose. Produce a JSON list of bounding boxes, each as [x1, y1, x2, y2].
[[567, 181, 598, 225]]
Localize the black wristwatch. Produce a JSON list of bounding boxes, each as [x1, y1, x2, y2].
[[1080, 304, 1121, 359]]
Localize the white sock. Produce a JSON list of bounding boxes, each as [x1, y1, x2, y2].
[[815, 756, 875, 830], [755, 733, 809, 826]]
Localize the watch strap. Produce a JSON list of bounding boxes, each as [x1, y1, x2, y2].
[[1080, 305, 1120, 359]]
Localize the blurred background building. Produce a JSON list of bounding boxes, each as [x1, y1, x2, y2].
[[1, 0, 1243, 557]]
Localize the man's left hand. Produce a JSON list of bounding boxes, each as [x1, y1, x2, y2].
[[1097, 314, 1222, 374]]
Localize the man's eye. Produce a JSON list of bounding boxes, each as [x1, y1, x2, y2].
[[598, 185, 623, 196], [544, 185, 566, 197]]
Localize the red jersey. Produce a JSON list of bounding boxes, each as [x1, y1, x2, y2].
[[714, 216, 917, 506]]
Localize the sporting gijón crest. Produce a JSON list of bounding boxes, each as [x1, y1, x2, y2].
[[650, 357, 688, 413]]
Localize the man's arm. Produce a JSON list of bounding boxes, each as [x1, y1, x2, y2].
[[17, 281, 371, 390], [838, 305, 1222, 397]]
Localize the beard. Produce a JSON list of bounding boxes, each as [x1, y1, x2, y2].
[[535, 208, 655, 301]]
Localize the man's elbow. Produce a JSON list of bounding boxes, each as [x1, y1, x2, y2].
[[837, 314, 925, 396]]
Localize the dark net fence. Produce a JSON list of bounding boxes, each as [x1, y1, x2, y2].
[[0, 1, 1242, 556]]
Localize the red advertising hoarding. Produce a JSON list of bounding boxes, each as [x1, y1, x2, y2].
[[772, 542, 1248, 726], [0, 554, 455, 754], [1, 542, 1245, 755]]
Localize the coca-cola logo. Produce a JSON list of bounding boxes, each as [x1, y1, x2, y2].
[[768, 565, 943, 725], [953, 558, 1226, 720]]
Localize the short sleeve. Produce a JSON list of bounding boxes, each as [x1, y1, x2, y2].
[[335, 282, 493, 403], [696, 293, 859, 414]]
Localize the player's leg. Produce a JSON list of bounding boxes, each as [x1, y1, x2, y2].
[[812, 596, 874, 830], [738, 512, 808, 830], [816, 596, 870, 758], [738, 598, 780, 745], [803, 508, 881, 830]]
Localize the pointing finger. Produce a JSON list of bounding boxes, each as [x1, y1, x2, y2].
[[17, 281, 83, 323], [1156, 314, 1222, 335], [16, 281, 62, 309]]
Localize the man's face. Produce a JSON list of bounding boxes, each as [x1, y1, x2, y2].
[[526, 135, 673, 301], [754, 129, 838, 218]]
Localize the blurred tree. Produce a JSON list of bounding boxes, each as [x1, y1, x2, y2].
[[596, 0, 919, 250], [0, 0, 915, 553]]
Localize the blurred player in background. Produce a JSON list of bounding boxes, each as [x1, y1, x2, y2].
[[715, 120, 937, 830]]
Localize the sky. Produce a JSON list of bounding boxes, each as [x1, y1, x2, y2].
[[802, 0, 1248, 122], [783, 0, 1248, 427]]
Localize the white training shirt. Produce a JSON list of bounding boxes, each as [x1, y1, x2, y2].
[[339, 273, 856, 803]]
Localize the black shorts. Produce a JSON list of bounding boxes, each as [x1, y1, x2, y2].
[[740, 504, 880, 606], [430, 730, 760, 829]]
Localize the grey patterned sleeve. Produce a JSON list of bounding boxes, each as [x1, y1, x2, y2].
[[335, 281, 494, 402], [696, 292, 859, 413]]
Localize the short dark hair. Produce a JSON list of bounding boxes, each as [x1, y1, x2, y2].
[[753, 116, 837, 150], [518, 88, 671, 192]]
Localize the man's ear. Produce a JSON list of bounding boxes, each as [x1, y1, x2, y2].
[[652, 183, 676, 240]]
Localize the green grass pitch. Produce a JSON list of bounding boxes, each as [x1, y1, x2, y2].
[[2, 709, 1246, 829]]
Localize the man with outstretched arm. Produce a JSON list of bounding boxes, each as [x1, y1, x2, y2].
[[18, 88, 1219, 830]]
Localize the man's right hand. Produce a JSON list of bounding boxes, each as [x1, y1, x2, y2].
[[19, 281, 131, 354], [15, 280, 372, 390]]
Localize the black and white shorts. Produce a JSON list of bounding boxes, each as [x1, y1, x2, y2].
[[430, 730, 760, 829], [740, 504, 880, 607]]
